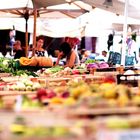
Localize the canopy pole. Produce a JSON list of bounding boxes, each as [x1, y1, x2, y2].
[[121, 0, 129, 66], [24, 10, 29, 57], [32, 9, 37, 57]]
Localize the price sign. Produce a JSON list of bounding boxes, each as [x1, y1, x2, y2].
[[96, 129, 140, 140]]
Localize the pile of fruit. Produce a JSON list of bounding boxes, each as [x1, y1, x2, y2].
[[37, 65, 88, 78], [0, 76, 140, 111], [9, 116, 95, 139], [97, 116, 140, 130], [5, 78, 42, 91]]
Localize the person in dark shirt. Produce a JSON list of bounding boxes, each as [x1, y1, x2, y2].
[[13, 40, 25, 59]]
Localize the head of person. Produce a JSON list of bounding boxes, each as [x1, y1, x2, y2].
[[102, 50, 107, 57], [54, 50, 60, 57], [81, 49, 86, 55], [36, 36, 44, 48], [13, 40, 21, 51], [59, 42, 71, 57], [84, 50, 91, 58]]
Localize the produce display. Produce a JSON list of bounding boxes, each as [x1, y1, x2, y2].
[[0, 75, 139, 112], [0, 57, 140, 140], [0, 57, 38, 77], [86, 61, 109, 69]]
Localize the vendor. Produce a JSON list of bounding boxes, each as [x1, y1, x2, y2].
[[55, 42, 78, 68], [33, 36, 48, 57], [13, 40, 25, 59]]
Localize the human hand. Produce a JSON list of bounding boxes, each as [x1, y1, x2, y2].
[[58, 52, 64, 59]]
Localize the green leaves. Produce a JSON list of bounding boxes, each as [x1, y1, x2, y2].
[[0, 58, 14, 73], [45, 66, 64, 74], [0, 58, 37, 77], [85, 59, 96, 64]]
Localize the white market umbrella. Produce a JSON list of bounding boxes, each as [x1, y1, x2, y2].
[[37, 18, 84, 37], [0, 18, 14, 29], [0, 0, 92, 56], [0, 0, 33, 57]]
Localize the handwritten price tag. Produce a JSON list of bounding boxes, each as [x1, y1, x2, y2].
[[96, 129, 140, 140]]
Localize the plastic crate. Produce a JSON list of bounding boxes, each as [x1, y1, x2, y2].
[[117, 74, 140, 87], [107, 51, 121, 66]]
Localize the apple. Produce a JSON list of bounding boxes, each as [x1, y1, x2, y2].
[[104, 75, 116, 83], [46, 89, 56, 98], [72, 69, 80, 75], [61, 91, 70, 98], [36, 88, 47, 99]]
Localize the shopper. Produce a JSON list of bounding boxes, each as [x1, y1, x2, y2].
[[55, 42, 78, 68], [65, 37, 80, 65]]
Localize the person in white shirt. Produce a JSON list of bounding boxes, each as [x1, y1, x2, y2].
[[32, 36, 48, 57], [95, 50, 108, 62], [126, 37, 139, 65]]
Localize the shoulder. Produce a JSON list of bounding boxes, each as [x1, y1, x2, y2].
[[68, 50, 76, 60], [71, 49, 76, 56]]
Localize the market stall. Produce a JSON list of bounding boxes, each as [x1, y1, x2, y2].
[[0, 56, 140, 140], [1, 1, 140, 140]]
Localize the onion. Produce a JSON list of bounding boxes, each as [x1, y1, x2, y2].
[[86, 63, 99, 69], [98, 62, 109, 68]]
